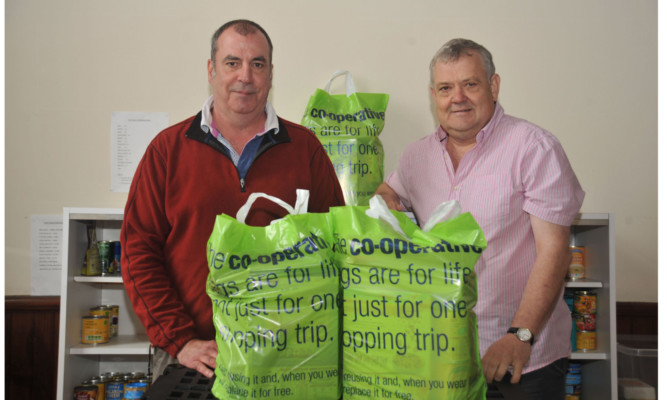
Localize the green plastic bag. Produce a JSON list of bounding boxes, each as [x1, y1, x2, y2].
[[301, 70, 389, 206], [206, 191, 341, 400], [330, 197, 488, 400]]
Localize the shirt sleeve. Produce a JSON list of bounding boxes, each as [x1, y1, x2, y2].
[[521, 134, 585, 226]]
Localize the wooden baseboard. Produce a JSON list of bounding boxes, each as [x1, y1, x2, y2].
[[5, 295, 60, 400], [616, 301, 658, 336]]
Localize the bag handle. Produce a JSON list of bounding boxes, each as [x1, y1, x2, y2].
[[323, 70, 357, 96], [366, 195, 407, 237], [420, 201, 461, 232], [236, 189, 310, 223], [366, 195, 462, 234]]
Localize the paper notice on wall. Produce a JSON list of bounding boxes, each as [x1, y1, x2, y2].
[[30, 215, 63, 295], [111, 111, 169, 192]]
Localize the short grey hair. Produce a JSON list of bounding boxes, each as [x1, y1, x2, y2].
[[210, 19, 273, 68], [429, 38, 495, 84]]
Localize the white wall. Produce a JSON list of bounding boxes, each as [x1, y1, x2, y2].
[[5, 0, 658, 301]]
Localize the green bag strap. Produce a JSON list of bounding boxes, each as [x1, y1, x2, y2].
[[235, 189, 310, 223], [323, 70, 356, 96]]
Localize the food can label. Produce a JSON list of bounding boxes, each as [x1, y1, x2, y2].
[[102, 304, 119, 336], [106, 381, 124, 400], [74, 385, 98, 400], [570, 246, 585, 266], [98, 240, 113, 274], [124, 382, 147, 399], [576, 331, 597, 351], [567, 264, 585, 280], [81, 315, 110, 344], [573, 291, 597, 314], [574, 313, 596, 332]]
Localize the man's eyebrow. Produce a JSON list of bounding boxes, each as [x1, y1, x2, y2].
[[222, 55, 267, 63]]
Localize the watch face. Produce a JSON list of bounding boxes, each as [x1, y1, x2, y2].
[[517, 328, 532, 342]]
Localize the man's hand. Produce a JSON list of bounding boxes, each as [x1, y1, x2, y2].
[[482, 334, 531, 383], [176, 339, 218, 378], [374, 183, 404, 211]]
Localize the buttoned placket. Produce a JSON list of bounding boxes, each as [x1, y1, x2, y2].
[[441, 135, 482, 204]]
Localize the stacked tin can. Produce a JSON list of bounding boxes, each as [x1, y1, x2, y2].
[[77, 371, 151, 400], [563, 291, 577, 351], [565, 362, 582, 399], [573, 290, 597, 351], [81, 304, 119, 345]]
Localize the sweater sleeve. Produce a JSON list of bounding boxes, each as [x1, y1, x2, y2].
[[120, 140, 198, 357]]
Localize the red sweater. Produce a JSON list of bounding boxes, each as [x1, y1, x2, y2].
[[121, 112, 344, 357]]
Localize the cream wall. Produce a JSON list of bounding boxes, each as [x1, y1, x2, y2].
[[5, 0, 657, 301]]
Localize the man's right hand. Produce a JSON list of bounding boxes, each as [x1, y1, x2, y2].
[[374, 183, 404, 211], [176, 339, 218, 378]]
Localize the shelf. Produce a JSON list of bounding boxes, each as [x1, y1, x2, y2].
[[565, 279, 603, 289], [69, 334, 150, 355], [74, 276, 123, 284], [570, 350, 608, 361]]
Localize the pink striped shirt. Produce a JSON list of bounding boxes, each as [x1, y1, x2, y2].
[[386, 103, 584, 373]]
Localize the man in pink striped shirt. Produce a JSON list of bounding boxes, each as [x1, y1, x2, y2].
[[376, 38, 584, 399]]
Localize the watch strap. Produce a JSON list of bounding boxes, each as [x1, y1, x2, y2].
[[507, 327, 534, 345]]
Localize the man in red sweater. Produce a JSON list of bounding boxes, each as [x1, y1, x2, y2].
[[121, 19, 344, 380]]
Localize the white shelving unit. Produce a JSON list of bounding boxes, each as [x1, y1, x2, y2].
[[568, 213, 617, 399], [56, 208, 150, 400], [55, 209, 617, 399]]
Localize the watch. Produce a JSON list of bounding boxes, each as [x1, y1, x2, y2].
[[507, 327, 534, 345]]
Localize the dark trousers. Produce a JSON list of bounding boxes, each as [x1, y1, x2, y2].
[[517, 357, 568, 400]]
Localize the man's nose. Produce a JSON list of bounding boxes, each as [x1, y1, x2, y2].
[[238, 64, 252, 83], [451, 86, 466, 102]]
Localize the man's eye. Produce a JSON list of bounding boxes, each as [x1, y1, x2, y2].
[[253, 62, 265, 69]]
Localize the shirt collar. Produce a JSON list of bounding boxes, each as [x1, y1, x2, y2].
[[200, 95, 279, 138], [436, 102, 505, 144]]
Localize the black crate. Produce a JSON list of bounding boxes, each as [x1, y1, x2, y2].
[[142, 364, 215, 400]]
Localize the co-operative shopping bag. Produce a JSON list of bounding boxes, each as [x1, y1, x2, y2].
[[206, 190, 341, 400], [330, 196, 488, 400], [301, 70, 389, 206]]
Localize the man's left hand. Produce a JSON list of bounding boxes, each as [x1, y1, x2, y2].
[[481, 334, 531, 384]]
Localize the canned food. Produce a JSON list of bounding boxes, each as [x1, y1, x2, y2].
[[112, 241, 121, 275], [570, 246, 585, 266], [567, 246, 585, 281], [98, 240, 113, 275], [137, 377, 151, 390], [574, 313, 596, 331], [84, 376, 106, 400], [97, 375, 110, 400], [106, 377, 125, 400], [90, 306, 112, 338], [81, 315, 110, 344], [573, 290, 597, 314], [73, 385, 98, 400], [123, 382, 147, 399], [129, 371, 145, 382], [576, 330, 597, 351], [102, 305, 119, 336]]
